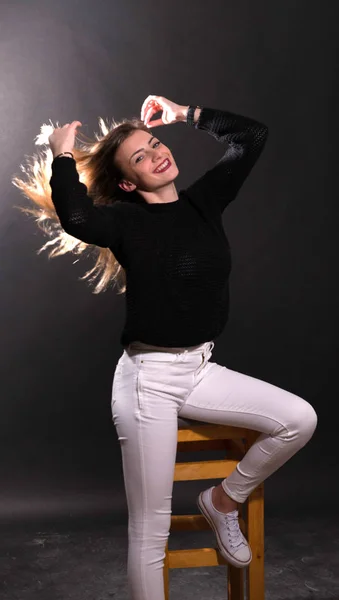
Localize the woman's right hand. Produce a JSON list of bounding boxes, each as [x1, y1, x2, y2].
[[48, 121, 82, 158]]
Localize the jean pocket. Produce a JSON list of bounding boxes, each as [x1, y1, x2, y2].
[[136, 367, 144, 411], [111, 362, 124, 411], [136, 356, 180, 412], [139, 352, 180, 365]]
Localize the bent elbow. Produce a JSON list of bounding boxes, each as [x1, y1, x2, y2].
[[261, 124, 269, 142]]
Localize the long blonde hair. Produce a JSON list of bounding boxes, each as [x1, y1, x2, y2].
[[12, 117, 150, 294]]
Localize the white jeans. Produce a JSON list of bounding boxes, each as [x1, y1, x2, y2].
[[111, 340, 317, 600]]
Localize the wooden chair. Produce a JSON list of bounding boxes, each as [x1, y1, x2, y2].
[[163, 418, 264, 600]]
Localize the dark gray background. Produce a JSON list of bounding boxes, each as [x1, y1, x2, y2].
[[1, 0, 338, 523]]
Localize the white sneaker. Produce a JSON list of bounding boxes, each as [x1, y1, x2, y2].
[[197, 486, 252, 568]]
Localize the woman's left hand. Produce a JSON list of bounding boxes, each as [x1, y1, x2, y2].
[[141, 96, 187, 128]]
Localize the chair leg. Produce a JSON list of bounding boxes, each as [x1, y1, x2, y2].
[[163, 542, 169, 600], [246, 483, 265, 600], [228, 565, 244, 599], [227, 501, 245, 599]]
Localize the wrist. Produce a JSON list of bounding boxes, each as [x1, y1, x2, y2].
[[176, 105, 201, 124], [193, 106, 201, 124], [185, 105, 202, 126], [52, 148, 74, 159], [177, 105, 189, 122]]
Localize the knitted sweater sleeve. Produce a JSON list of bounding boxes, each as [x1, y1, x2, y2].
[[49, 157, 122, 250], [184, 107, 269, 214]]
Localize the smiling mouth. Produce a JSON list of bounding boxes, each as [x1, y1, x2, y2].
[[154, 158, 171, 173]]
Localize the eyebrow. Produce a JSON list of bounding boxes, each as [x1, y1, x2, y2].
[[129, 136, 156, 162]]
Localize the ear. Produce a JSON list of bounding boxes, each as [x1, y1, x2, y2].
[[118, 179, 137, 193]]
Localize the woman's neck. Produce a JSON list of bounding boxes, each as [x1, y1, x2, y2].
[[137, 181, 178, 205]]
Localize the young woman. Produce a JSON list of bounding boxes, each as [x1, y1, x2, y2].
[[14, 95, 317, 600]]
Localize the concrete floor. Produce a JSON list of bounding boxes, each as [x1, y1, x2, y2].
[[1, 512, 338, 600]]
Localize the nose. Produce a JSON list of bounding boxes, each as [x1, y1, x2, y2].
[[152, 150, 163, 161]]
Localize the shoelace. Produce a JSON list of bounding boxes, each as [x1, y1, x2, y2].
[[224, 510, 246, 549]]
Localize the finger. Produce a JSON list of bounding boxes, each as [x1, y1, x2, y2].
[[141, 95, 157, 120], [70, 120, 82, 134], [62, 123, 70, 128], [144, 104, 160, 127], [141, 95, 163, 121], [143, 101, 157, 124], [146, 118, 164, 128]]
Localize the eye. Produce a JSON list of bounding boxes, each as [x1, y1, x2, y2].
[[135, 141, 161, 164]]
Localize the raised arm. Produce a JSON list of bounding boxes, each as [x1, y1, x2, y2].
[[48, 121, 122, 250], [50, 157, 122, 250], [184, 106, 269, 214]]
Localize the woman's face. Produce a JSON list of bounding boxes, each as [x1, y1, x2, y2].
[[114, 129, 179, 193]]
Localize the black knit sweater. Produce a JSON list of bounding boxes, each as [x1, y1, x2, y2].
[[49, 107, 268, 348]]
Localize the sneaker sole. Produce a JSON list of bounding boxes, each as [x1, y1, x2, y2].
[[197, 492, 252, 569]]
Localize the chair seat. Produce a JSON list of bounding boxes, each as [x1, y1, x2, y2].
[[178, 417, 212, 428]]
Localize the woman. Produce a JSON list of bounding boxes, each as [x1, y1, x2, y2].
[[14, 95, 317, 600]]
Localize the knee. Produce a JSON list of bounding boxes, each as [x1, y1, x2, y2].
[[291, 398, 318, 446]]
